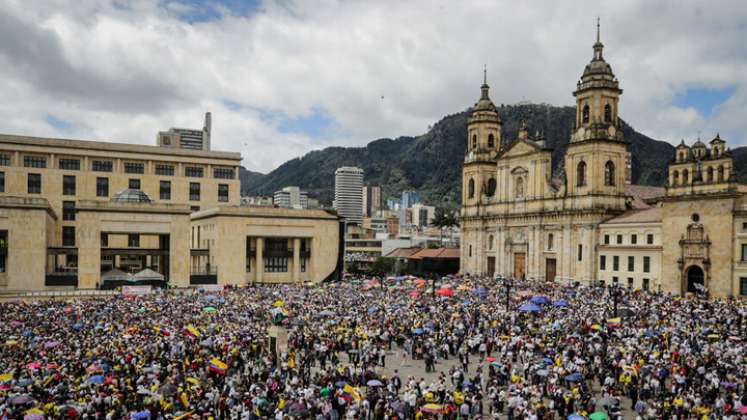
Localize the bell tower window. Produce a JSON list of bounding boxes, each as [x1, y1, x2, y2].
[[582, 105, 590, 124], [472, 135, 477, 150], [718, 165, 724, 182], [488, 133, 495, 149], [672, 170, 679, 186], [468, 178, 475, 199], [604, 104, 612, 123], [707, 166, 714, 183], [577, 161, 587, 187], [683, 169, 689, 184], [486, 178, 496, 197], [604, 161, 615, 186]]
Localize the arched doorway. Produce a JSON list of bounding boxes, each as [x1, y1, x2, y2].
[[685, 265, 704, 293]]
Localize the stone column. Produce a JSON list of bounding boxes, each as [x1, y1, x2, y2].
[[255, 237, 264, 283], [292, 238, 301, 283]]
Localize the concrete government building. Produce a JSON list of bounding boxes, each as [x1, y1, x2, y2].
[[461, 26, 747, 298], [0, 130, 343, 291]]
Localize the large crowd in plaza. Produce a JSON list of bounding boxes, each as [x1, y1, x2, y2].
[[1, 276, 746, 420]]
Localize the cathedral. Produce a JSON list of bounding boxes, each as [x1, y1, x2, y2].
[[460, 25, 747, 298]]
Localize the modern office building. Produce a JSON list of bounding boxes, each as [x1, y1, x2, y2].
[[0, 132, 342, 291], [399, 190, 421, 226], [334, 166, 364, 225], [273, 186, 309, 209], [157, 112, 212, 151]]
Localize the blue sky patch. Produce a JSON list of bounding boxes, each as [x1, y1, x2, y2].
[[163, 0, 262, 23], [673, 86, 735, 117], [45, 114, 72, 130], [255, 106, 343, 140]]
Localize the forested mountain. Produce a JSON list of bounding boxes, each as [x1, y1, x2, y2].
[[239, 103, 739, 206]]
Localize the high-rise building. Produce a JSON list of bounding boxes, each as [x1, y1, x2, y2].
[[362, 186, 368, 217], [273, 186, 309, 209], [157, 112, 212, 151], [399, 190, 421, 225], [370, 186, 381, 215], [334, 166, 364, 225]]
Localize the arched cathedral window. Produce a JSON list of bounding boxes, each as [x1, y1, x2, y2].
[[471, 135, 477, 150], [672, 170, 679, 186], [468, 178, 475, 198], [604, 104, 612, 122], [486, 178, 496, 197], [604, 161, 615, 186], [488, 133, 495, 148], [707, 166, 714, 183], [548, 233, 554, 250], [683, 169, 689, 184], [582, 105, 590, 124], [488, 235, 494, 250], [577, 161, 587, 187], [718, 165, 724, 182], [515, 177, 524, 198]]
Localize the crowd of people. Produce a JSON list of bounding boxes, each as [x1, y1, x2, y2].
[[0, 276, 746, 419]]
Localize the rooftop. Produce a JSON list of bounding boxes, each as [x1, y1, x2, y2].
[[602, 206, 662, 225]]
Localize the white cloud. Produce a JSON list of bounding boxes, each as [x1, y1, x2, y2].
[[0, 0, 746, 173]]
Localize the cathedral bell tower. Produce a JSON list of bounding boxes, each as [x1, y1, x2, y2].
[[463, 67, 502, 205], [565, 19, 628, 200]]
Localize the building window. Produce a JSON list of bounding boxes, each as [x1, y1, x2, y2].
[[469, 245, 472, 257], [214, 168, 235, 179], [643, 256, 650, 273], [92, 160, 113, 172], [613, 256, 619, 271], [62, 175, 76, 196], [582, 105, 590, 124], [0, 154, 10, 166], [576, 161, 586, 187], [23, 155, 46, 168], [547, 233, 554, 250], [185, 166, 204, 177], [741, 244, 747, 262], [300, 239, 309, 272], [160, 181, 171, 200], [707, 166, 714, 183], [682, 169, 689, 184], [628, 256, 635, 272], [631, 234, 637, 245], [577, 244, 582, 261], [488, 133, 495, 148], [612, 276, 619, 285], [647, 234, 654, 245], [155, 164, 174, 176], [471, 134, 477, 149], [189, 182, 201, 201], [58, 158, 80, 170], [600, 255, 606, 270], [96, 177, 109, 197], [0, 171, 4, 193], [642, 278, 650, 291], [128, 234, 139, 248], [62, 201, 75, 221], [129, 179, 141, 190], [101, 233, 108, 248], [0, 230, 7, 273], [264, 238, 289, 273], [627, 277, 634, 289], [468, 178, 475, 199], [743, 222, 747, 231], [486, 178, 496, 197], [718, 165, 725, 182], [604, 104, 612, 122], [604, 234, 610, 245], [740, 278, 747, 296], [672, 170, 679, 186], [27, 173, 41, 194], [62, 227, 75, 247], [604, 161, 615, 186], [515, 177, 524, 198], [190, 206, 200, 212], [617, 234, 623, 244], [218, 184, 229, 202], [124, 162, 144, 174], [488, 235, 494, 250]]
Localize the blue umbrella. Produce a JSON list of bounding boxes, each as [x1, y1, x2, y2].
[[567, 414, 587, 420], [518, 303, 541, 313], [131, 411, 151, 420], [472, 287, 487, 296], [463, 379, 473, 386], [367, 306, 379, 314], [564, 372, 584, 382], [22, 330, 33, 337], [72, 323, 84, 330], [89, 375, 106, 384], [531, 295, 550, 305], [412, 328, 425, 335], [542, 357, 554, 365], [553, 299, 570, 307], [425, 321, 435, 329], [334, 380, 347, 388]]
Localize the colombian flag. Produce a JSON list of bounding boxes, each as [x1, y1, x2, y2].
[[606, 317, 622, 329], [154, 326, 171, 336], [208, 357, 227, 375], [341, 384, 362, 401], [184, 325, 201, 338]]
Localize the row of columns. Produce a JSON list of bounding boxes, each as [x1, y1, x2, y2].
[[252, 237, 304, 283]]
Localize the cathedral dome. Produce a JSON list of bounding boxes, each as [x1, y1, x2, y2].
[[574, 20, 621, 95]]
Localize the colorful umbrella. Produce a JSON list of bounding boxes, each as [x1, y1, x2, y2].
[[421, 404, 448, 414], [588, 412, 609, 420]]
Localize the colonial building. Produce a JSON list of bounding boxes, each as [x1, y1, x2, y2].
[[0, 133, 342, 291], [462, 27, 632, 284], [461, 27, 747, 298]]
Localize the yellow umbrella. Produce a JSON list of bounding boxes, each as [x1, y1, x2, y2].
[[272, 300, 284, 307]]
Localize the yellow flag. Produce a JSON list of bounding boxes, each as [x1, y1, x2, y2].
[[181, 392, 190, 408]]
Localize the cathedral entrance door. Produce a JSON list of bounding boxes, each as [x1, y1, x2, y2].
[[487, 257, 495, 277], [513, 253, 526, 279], [685, 265, 705, 294], [545, 258, 556, 282]]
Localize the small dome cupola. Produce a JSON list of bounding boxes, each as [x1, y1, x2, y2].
[[111, 188, 153, 203]]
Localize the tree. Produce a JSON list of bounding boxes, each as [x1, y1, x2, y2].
[[431, 207, 460, 245], [370, 257, 395, 275]]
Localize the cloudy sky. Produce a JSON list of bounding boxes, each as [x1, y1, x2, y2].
[[1, 0, 746, 173]]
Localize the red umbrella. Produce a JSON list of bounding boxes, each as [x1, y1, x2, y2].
[[435, 288, 454, 297], [485, 357, 496, 362], [409, 290, 420, 298]]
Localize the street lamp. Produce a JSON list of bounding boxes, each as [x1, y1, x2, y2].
[[608, 284, 622, 318]]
